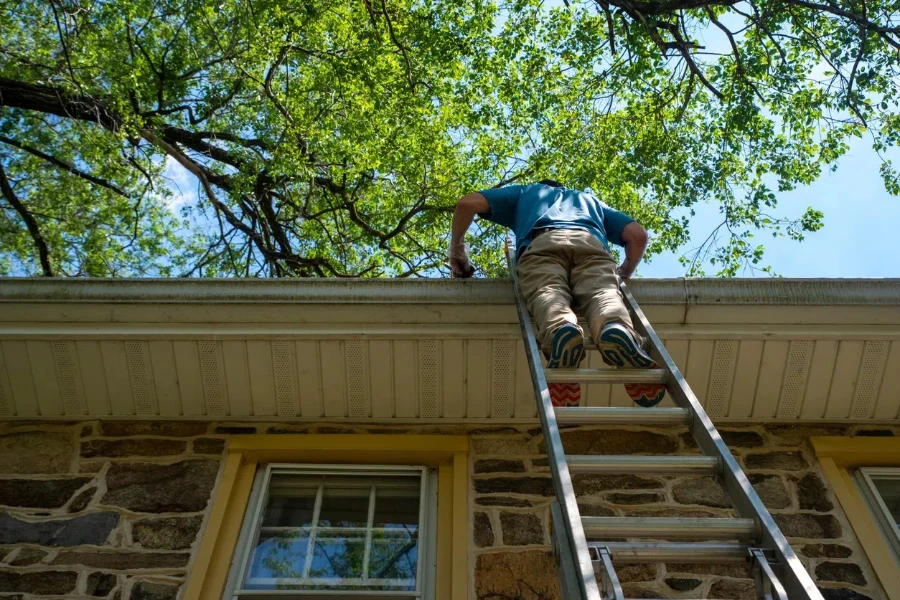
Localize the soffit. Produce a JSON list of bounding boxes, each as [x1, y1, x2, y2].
[[0, 278, 898, 423]]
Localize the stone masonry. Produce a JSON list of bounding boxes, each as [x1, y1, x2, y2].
[[0, 420, 893, 600], [0, 421, 223, 600], [470, 423, 893, 600]]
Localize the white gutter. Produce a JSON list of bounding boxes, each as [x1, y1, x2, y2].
[[0, 277, 899, 305]]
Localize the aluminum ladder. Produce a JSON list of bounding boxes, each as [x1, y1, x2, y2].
[[506, 242, 823, 600]]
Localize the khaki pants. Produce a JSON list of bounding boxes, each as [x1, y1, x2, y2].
[[517, 229, 641, 356]]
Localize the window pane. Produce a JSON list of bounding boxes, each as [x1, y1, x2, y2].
[[309, 532, 367, 583], [374, 484, 421, 530], [260, 479, 317, 527], [872, 476, 900, 527], [370, 531, 418, 589], [245, 531, 309, 588], [317, 485, 370, 528]]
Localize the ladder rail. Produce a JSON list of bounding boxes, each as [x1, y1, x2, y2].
[[618, 281, 823, 600], [506, 242, 602, 600]]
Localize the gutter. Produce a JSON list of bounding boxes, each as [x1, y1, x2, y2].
[[0, 277, 899, 306]]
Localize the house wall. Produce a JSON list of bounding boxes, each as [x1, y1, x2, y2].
[[0, 420, 893, 600]]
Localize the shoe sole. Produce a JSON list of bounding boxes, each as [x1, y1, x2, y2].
[[597, 325, 654, 368], [549, 383, 581, 407], [624, 383, 666, 407], [547, 324, 585, 369], [597, 324, 666, 407], [547, 324, 584, 407]]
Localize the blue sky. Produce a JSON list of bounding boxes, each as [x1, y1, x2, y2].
[[639, 137, 900, 278]]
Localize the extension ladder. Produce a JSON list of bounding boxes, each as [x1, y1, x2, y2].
[[506, 242, 823, 600]]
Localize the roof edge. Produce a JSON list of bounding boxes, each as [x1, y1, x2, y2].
[[1, 277, 899, 306]]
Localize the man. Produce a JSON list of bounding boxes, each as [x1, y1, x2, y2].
[[448, 179, 665, 407]]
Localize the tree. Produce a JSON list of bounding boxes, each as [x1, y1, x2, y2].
[[1, 0, 897, 277]]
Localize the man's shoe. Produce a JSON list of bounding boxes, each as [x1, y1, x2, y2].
[[597, 322, 666, 407], [547, 323, 584, 407]]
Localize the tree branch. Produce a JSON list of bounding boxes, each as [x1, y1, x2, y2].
[[788, 0, 900, 49], [0, 163, 53, 276], [0, 135, 130, 198], [610, 0, 740, 13], [48, 0, 79, 89], [705, 7, 765, 102], [597, 1, 617, 54], [161, 126, 248, 169], [379, 0, 416, 91], [0, 78, 121, 129], [846, 0, 869, 102]]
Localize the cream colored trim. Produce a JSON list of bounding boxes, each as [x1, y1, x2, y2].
[[652, 324, 900, 340], [4, 415, 900, 425], [812, 438, 900, 599], [810, 436, 900, 467], [0, 322, 524, 340], [3, 278, 900, 424], [451, 453, 468, 600], [6, 322, 900, 341], [2, 277, 899, 306], [185, 452, 257, 600]]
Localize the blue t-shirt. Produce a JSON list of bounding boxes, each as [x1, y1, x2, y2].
[[479, 183, 635, 255]]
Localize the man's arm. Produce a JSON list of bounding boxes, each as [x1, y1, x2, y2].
[[617, 221, 649, 279], [449, 192, 490, 277]]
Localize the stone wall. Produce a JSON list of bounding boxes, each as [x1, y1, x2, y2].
[[470, 423, 894, 600], [0, 421, 225, 600], [0, 420, 893, 600]]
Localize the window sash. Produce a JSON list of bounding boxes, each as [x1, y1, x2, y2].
[[226, 464, 433, 599], [855, 467, 900, 565]]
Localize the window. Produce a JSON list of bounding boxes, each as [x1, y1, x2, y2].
[[856, 468, 900, 564], [183, 434, 467, 600], [224, 464, 438, 599]]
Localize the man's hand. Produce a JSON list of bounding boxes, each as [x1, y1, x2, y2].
[[617, 263, 636, 279], [449, 242, 475, 278]]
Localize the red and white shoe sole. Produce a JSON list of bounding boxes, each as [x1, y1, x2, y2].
[[549, 382, 581, 407], [624, 382, 666, 407]]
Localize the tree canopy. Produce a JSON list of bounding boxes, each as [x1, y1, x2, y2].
[[1, 0, 898, 277]]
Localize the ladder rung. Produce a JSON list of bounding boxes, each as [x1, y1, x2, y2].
[[567, 455, 719, 475], [582, 517, 757, 540], [589, 541, 749, 563], [555, 407, 690, 425], [545, 368, 667, 384]]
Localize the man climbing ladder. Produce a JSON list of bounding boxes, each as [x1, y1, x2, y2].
[[449, 179, 666, 407]]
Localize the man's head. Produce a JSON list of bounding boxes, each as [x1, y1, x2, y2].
[[537, 179, 564, 188]]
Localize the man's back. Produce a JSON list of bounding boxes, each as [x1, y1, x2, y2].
[[479, 183, 634, 255]]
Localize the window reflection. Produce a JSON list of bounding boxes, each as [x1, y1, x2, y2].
[[243, 471, 422, 593]]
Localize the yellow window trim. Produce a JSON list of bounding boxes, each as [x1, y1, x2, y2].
[[811, 436, 900, 600], [183, 434, 469, 600]]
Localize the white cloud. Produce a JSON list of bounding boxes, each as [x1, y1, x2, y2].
[[162, 156, 201, 209]]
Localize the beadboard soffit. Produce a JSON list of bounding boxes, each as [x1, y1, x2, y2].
[[0, 277, 898, 423]]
